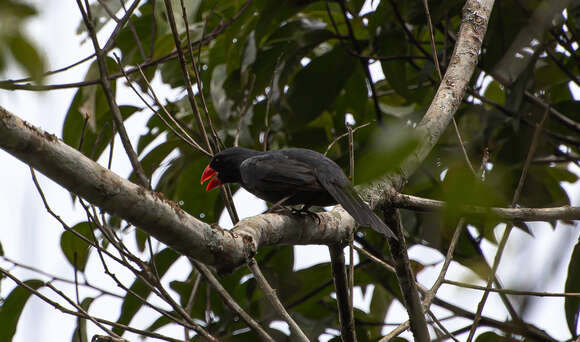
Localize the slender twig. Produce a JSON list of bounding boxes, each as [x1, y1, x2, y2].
[[422, 0, 475, 175], [427, 310, 460, 342], [183, 271, 202, 340], [383, 208, 429, 342], [329, 244, 357, 342], [423, 218, 464, 307], [179, 0, 225, 153], [248, 259, 310, 342], [193, 260, 275, 342], [326, 0, 383, 123], [118, 0, 147, 61], [325, 122, 373, 156], [467, 102, 551, 341], [0, 268, 187, 342], [162, 0, 213, 155], [347, 124, 356, 325], [76, 0, 149, 188], [46, 282, 122, 339], [444, 279, 580, 297], [114, 53, 211, 156]]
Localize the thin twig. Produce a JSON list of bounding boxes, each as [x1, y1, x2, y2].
[[46, 282, 122, 339], [114, 53, 211, 156], [329, 244, 357, 342], [193, 260, 275, 342], [179, 0, 225, 153], [347, 124, 356, 329], [444, 279, 580, 297], [466, 101, 551, 341], [162, 0, 213, 154], [183, 271, 202, 340], [427, 310, 460, 342], [423, 218, 464, 307], [422, 0, 475, 175], [76, 0, 149, 188], [326, 0, 383, 123], [383, 209, 430, 342], [325, 122, 373, 156], [0, 268, 187, 342], [248, 259, 310, 342]]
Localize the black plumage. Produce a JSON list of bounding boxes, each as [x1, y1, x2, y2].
[[201, 147, 396, 239]]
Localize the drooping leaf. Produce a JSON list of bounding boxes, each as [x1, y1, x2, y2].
[[285, 45, 358, 129], [355, 126, 420, 185], [565, 236, 580, 337], [71, 297, 95, 342], [0, 279, 44, 341], [6, 32, 45, 83], [60, 222, 94, 272]]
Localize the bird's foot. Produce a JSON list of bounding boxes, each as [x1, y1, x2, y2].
[[266, 206, 292, 214], [291, 206, 321, 225]]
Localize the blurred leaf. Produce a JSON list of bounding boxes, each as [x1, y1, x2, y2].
[[367, 285, 392, 339], [211, 64, 235, 120], [6, 33, 45, 83], [475, 331, 510, 342], [484, 80, 506, 106], [63, 59, 137, 162], [60, 222, 94, 272], [355, 126, 420, 184], [71, 297, 94, 342], [0, 279, 44, 341], [565, 235, 580, 337], [285, 45, 358, 129]]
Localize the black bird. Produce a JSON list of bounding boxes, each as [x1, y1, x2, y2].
[[201, 147, 396, 239]]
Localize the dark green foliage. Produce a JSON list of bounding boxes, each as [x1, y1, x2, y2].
[[2, 0, 578, 340], [566, 237, 580, 337], [0, 0, 45, 83], [60, 221, 94, 272], [60, 0, 579, 337], [0, 279, 44, 341]]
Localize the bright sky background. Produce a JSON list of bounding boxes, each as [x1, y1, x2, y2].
[[0, 1, 579, 341]]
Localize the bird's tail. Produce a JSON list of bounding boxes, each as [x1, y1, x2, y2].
[[325, 185, 397, 240]]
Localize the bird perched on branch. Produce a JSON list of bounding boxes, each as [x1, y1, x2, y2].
[[201, 147, 396, 239]]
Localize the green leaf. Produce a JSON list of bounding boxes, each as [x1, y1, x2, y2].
[[285, 45, 358, 129], [0, 279, 44, 341], [60, 222, 94, 272], [71, 297, 95, 342], [367, 285, 392, 339], [113, 248, 180, 336], [484, 80, 506, 106], [7, 33, 45, 83], [211, 64, 235, 120], [62, 59, 138, 161], [475, 331, 509, 342], [565, 235, 580, 337], [355, 126, 420, 184]]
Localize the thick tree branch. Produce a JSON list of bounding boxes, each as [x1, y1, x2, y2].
[[0, 105, 355, 272], [365, 0, 495, 203]]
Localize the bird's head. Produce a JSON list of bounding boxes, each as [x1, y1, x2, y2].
[[200, 147, 259, 191]]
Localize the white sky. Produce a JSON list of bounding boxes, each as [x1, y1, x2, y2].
[[0, 1, 578, 341]]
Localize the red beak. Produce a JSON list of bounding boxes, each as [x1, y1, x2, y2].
[[201, 164, 222, 191]]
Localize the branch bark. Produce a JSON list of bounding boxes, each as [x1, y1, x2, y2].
[[0, 105, 355, 272]]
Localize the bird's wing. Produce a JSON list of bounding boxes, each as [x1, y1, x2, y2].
[[240, 154, 324, 192], [317, 175, 397, 239]]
